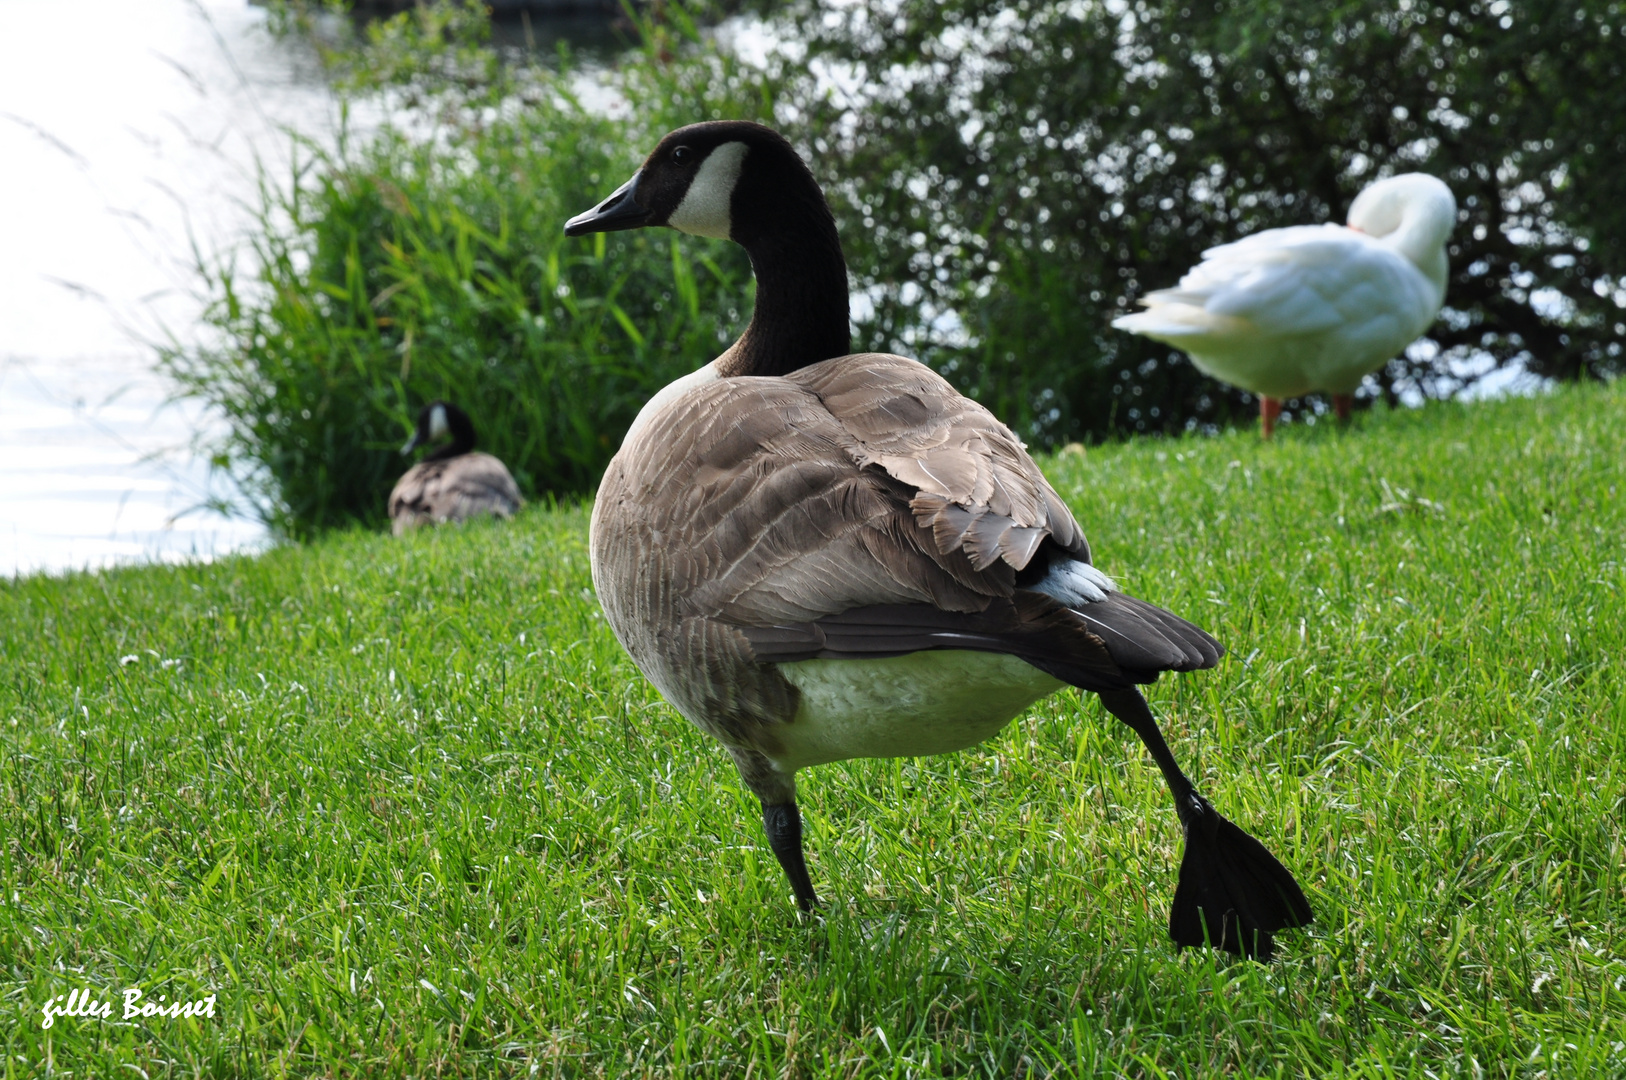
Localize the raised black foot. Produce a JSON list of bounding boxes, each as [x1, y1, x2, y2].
[[1169, 793, 1313, 961], [1097, 688, 1312, 960]]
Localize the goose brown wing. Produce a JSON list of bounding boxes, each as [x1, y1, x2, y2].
[[604, 354, 1078, 622], [596, 352, 1215, 683], [389, 453, 521, 532], [789, 352, 1089, 570], [600, 371, 1005, 627], [434, 453, 523, 521], [389, 463, 437, 533]]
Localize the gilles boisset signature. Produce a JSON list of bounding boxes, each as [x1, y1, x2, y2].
[[40, 987, 217, 1028]]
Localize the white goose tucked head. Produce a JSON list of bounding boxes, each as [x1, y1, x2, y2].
[[1345, 172, 1457, 291]]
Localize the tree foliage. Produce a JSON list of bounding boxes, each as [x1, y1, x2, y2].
[[765, 0, 1626, 439]]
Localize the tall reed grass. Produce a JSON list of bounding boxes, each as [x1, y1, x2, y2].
[[164, 61, 758, 536]]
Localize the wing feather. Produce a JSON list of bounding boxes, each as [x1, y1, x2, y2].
[[593, 353, 1217, 688], [1116, 225, 1436, 344], [389, 453, 521, 535]]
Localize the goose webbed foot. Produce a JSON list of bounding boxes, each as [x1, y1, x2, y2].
[[1097, 688, 1313, 960], [762, 801, 819, 910], [1169, 792, 1314, 961]]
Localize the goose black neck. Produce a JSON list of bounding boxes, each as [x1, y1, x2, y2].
[[718, 187, 850, 378], [425, 409, 477, 462]]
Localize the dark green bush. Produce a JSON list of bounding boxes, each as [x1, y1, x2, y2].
[[166, 0, 791, 537], [165, 81, 761, 537]]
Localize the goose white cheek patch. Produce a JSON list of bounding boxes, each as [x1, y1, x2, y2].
[[429, 404, 449, 440], [667, 141, 748, 239]]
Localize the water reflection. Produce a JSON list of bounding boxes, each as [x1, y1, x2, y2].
[[487, 10, 636, 60], [0, 355, 267, 575], [0, 0, 340, 578]]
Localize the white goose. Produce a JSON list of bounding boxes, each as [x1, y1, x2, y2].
[[1113, 173, 1457, 436], [564, 121, 1312, 958]]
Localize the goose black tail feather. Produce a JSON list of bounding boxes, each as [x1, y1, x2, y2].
[[739, 589, 1219, 690], [1169, 794, 1316, 960], [1073, 591, 1223, 680], [739, 593, 1131, 690]]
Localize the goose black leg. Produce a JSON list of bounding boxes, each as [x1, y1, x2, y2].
[[762, 802, 818, 910], [728, 747, 818, 910], [1097, 688, 1313, 960]]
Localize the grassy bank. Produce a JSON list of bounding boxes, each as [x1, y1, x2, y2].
[[3, 383, 1624, 1077]]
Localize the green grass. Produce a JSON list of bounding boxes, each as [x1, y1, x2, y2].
[[3, 382, 1624, 1078]]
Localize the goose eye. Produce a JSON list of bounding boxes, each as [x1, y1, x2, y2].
[[670, 145, 694, 165]]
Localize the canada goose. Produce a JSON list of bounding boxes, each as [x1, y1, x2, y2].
[[566, 121, 1312, 958], [389, 401, 522, 536], [1113, 173, 1457, 437]]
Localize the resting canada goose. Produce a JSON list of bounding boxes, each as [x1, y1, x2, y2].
[[566, 122, 1312, 958], [389, 401, 522, 536], [1113, 173, 1456, 437]]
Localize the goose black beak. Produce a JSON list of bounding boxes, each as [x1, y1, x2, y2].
[[565, 173, 651, 236], [401, 434, 423, 456]]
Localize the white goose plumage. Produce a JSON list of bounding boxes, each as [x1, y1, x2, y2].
[[1113, 173, 1457, 435]]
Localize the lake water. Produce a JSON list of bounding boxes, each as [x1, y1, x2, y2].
[[0, 0, 355, 577]]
